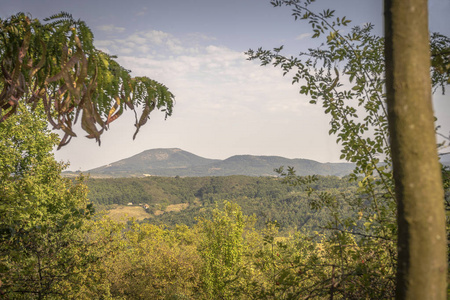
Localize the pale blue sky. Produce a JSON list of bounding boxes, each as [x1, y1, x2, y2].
[[1, 0, 449, 170]]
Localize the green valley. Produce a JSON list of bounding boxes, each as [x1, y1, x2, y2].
[[87, 175, 358, 233]]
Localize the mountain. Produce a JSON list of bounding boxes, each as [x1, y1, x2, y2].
[[85, 148, 221, 177], [66, 148, 355, 178], [194, 155, 354, 177]]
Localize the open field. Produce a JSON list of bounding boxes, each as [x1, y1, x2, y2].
[[154, 203, 190, 216], [107, 205, 151, 222], [107, 203, 190, 221], [165, 203, 189, 212]]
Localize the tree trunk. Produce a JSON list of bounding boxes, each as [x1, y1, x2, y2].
[[384, 0, 448, 299]]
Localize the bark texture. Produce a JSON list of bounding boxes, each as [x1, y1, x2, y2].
[[384, 0, 447, 299]]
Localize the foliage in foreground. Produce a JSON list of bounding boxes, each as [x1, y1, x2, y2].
[[9, 201, 398, 299], [0, 106, 105, 299], [0, 12, 174, 148], [99, 201, 397, 299]]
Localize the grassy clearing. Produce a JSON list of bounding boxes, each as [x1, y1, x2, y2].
[[165, 203, 189, 212], [107, 203, 190, 221], [107, 205, 151, 223], [154, 203, 190, 216]]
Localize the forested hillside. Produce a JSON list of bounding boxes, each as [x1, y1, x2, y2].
[[87, 175, 358, 232]]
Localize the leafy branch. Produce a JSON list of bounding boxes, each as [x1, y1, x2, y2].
[[0, 12, 175, 149]]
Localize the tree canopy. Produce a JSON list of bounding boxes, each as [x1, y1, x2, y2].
[[0, 12, 175, 149], [0, 105, 98, 298]]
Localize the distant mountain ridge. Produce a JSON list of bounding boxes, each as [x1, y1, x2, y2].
[[67, 148, 355, 178]]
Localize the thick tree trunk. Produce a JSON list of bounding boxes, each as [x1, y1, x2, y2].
[[384, 0, 448, 299]]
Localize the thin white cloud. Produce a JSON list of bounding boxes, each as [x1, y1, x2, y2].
[[97, 24, 125, 33], [296, 32, 312, 40], [127, 33, 148, 45], [166, 39, 184, 54], [144, 30, 171, 45], [97, 30, 195, 56], [186, 32, 217, 42]]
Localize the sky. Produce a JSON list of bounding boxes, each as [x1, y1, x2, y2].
[[2, 0, 449, 171]]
